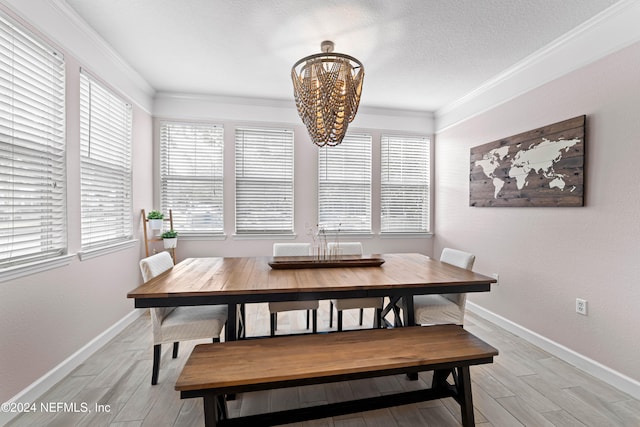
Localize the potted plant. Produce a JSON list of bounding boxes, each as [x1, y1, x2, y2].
[[161, 229, 178, 249], [147, 210, 164, 232]]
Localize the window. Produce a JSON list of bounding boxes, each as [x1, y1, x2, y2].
[[160, 122, 224, 235], [235, 127, 294, 235], [381, 135, 430, 233], [79, 70, 133, 251], [318, 134, 372, 233], [0, 13, 66, 269]]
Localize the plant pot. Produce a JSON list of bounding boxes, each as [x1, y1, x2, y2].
[[163, 237, 177, 249], [148, 219, 163, 230]]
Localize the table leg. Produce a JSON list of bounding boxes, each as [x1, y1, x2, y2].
[[402, 294, 415, 327], [402, 294, 418, 381], [381, 296, 403, 328], [380, 296, 396, 319], [226, 303, 238, 342], [238, 303, 246, 339]]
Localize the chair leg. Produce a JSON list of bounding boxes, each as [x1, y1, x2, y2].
[[213, 337, 220, 343], [270, 313, 276, 337], [337, 310, 343, 332], [274, 312, 278, 330], [312, 309, 317, 333], [329, 301, 334, 327], [152, 344, 161, 385], [374, 308, 383, 329], [359, 308, 364, 325], [172, 342, 179, 358], [306, 309, 310, 329], [216, 395, 228, 420]]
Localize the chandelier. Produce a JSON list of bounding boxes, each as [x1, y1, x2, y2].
[[291, 41, 365, 147]]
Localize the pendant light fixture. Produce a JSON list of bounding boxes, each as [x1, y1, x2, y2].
[[291, 41, 364, 147]]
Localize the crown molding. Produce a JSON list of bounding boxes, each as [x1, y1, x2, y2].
[[436, 0, 640, 133], [1, 0, 155, 113], [154, 92, 434, 133]]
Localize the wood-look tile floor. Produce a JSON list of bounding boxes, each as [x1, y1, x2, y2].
[[8, 302, 640, 426]]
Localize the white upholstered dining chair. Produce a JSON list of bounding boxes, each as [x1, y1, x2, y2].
[[269, 243, 318, 336], [139, 252, 228, 385], [413, 248, 476, 325], [327, 242, 384, 331]]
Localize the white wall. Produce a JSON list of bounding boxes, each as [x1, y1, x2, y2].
[[153, 94, 435, 260], [434, 41, 640, 384], [0, 3, 154, 403]]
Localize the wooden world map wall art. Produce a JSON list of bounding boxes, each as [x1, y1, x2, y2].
[[470, 115, 585, 207]]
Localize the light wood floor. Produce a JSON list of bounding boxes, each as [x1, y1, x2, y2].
[[9, 301, 639, 426]]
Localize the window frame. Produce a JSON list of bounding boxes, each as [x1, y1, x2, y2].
[[159, 121, 225, 237], [0, 10, 71, 280], [317, 133, 373, 235], [380, 134, 432, 236], [78, 69, 134, 258], [234, 126, 295, 236]]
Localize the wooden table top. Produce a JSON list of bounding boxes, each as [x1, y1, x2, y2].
[[128, 253, 495, 300]]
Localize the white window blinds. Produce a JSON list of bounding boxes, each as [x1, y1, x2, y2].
[[0, 13, 66, 269], [160, 122, 224, 235], [318, 134, 372, 233], [79, 70, 133, 250], [235, 127, 294, 234], [381, 135, 430, 233]]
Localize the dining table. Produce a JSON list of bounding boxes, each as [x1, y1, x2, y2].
[[127, 252, 496, 341], [127, 253, 496, 341]]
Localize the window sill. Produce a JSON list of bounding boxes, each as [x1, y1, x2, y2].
[[0, 254, 75, 283], [78, 239, 138, 261], [379, 232, 433, 239], [179, 234, 227, 241], [321, 232, 375, 239], [233, 233, 296, 240]]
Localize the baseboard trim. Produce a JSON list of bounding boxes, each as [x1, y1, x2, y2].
[[467, 302, 640, 400], [0, 309, 145, 426]]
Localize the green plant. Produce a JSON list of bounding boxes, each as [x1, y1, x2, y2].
[[147, 210, 164, 220], [161, 229, 178, 239]]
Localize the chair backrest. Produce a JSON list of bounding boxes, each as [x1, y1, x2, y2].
[[273, 242, 311, 256], [139, 252, 175, 325], [439, 248, 475, 307], [139, 251, 175, 282], [440, 248, 475, 270], [327, 241, 363, 256]]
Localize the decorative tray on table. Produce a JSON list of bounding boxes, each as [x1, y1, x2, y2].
[[268, 255, 385, 269]]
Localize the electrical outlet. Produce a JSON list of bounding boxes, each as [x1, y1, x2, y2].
[[491, 273, 499, 285], [576, 298, 588, 315]]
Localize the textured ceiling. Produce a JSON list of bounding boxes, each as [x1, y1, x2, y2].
[[63, 0, 620, 112]]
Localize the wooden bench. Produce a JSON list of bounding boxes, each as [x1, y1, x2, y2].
[[175, 325, 498, 427]]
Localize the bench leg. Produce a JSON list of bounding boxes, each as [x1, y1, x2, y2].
[[457, 366, 475, 427], [202, 394, 220, 427], [431, 368, 451, 388]]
